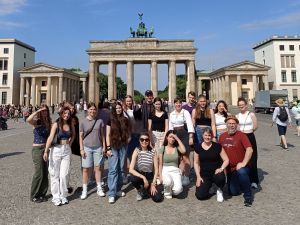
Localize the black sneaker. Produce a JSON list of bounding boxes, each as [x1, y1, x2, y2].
[[67, 187, 73, 194], [31, 197, 43, 203], [244, 199, 252, 207]]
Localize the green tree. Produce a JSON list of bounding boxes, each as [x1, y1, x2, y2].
[[157, 74, 187, 100]]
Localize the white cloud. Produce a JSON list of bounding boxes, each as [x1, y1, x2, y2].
[[0, 20, 22, 29], [240, 10, 300, 30], [0, 0, 27, 16]]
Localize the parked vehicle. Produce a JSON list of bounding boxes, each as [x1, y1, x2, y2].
[[254, 90, 289, 114], [0, 116, 8, 130]]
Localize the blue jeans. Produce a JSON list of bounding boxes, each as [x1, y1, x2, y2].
[[107, 145, 127, 197], [227, 167, 252, 201]]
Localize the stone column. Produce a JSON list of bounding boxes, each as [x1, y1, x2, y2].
[[168, 60, 176, 102], [82, 80, 86, 102], [62, 78, 67, 101], [252, 75, 257, 99], [67, 78, 71, 102], [88, 61, 96, 102], [126, 61, 134, 96], [263, 75, 269, 90], [113, 63, 117, 99], [224, 75, 230, 104], [185, 62, 190, 101], [188, 60, 196, 93], [151, 61, 158, 97], [58, 76, 63, 103], [198, 78, 202, 96], [77, 80, 80, 103], [31, 77, 36, 106], [236, 75, 242, 98], [108, 61, 115, 100], [25, 78, 30, 106], [46, 77, 52, 106], [19, 77, 25, 105]]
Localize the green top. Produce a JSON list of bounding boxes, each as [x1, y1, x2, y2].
[[159, 146, 179, 167]]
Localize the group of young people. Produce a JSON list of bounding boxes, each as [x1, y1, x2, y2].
[[28, 90, 260, 207]]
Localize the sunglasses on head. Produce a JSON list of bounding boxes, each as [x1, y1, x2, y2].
[[140, 138, 150, 142]]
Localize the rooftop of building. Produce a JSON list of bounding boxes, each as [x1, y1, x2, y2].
[[253, 35, 300, 49], [0, 38, 36, 52]]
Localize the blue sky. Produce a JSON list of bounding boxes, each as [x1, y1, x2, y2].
[[1, 0, 300, 93]]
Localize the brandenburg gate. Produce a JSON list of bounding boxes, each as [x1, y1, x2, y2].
[[86, 15, 197, 104]]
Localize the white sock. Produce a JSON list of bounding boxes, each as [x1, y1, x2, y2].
[[82, 184, 87, 192], [97, 182, 101, 188]]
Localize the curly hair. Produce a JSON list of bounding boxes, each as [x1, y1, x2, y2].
[[109, 102, 132, 148]]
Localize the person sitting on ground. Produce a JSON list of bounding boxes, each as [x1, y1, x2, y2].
[[129, 132, 163, 202], [194, 127, 229, 202], [219, 115, 253, 207], [158, 130, 185, 199]]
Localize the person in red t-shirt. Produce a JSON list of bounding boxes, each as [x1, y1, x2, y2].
[[219, 115, 253, 207]]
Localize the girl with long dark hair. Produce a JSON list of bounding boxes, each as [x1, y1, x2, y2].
[[214, 100, 229, 140]]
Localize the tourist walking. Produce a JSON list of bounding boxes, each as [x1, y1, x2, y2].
[[194, 127, 229, 202], [291, 101, 300, 136], [158, 130, 185, 199], [27, 103, 51, 203], [272, 98, 292, 150], [236, 97, 259, 189], [106, 102, 131, 203], [43, 107, 75, 206], [79, 103, 106, 200], [129, 132, 163, 202], [169, 97, 194, 186]]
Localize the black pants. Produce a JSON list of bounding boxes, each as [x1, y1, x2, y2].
[[246, 133, 259, 184], [195, 172, 225, 200], [131, 171, 163, 202]]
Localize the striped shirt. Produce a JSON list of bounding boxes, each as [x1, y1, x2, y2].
[[136, 148, 155, 173]]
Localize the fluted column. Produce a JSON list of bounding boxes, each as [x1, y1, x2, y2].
[[168, 60, 176, 102], [88, 61, 96, 102], [62, 78, 67, 101], [236, 74, 242, 98], [19, 77, 25, 105], [46, 77, 52, 106], [151, 61, 158, 97], [263, 75, 269, 90], [126, 61, 134, 97], [224, 75, 230, 104], [108, 61, 115, 100], [58, 76, 63, 103], [67, 78, 71, 102], [188, 60, 196, 93], [113, 63, 117, 99], [252, 75, 257, 99], [82, 80, 86, 102], [25, 78, 30, 106], [198, 77, 202, 96], [31, 77, 36, 106]]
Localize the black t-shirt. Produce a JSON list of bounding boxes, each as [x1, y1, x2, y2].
[[195, 142, 222, 177], [149, 112, 168, 132]]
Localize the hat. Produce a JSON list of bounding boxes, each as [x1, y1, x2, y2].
[[224, 115, 239, 124], [275, 98, 284, 106], [145, 90, 153, 96]]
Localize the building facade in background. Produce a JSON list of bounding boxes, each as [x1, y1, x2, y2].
[[0, 39, 35, 105], [253, 35, 300, 100]]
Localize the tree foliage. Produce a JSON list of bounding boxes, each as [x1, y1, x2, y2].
[[157, 74, 187, 100]]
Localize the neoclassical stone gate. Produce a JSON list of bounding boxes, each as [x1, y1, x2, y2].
[[86, 38, 197, 104]]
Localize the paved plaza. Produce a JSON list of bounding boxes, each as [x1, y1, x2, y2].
[[0, 109, 300, 225]]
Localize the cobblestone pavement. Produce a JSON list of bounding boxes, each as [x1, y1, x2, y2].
[[0, 109, 300, 225]]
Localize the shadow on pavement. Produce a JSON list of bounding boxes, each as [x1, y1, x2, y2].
[[0, 151, 24, 159]]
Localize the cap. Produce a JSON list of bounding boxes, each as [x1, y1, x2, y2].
[[145, 90, 153, 96], [224, 115, 239, 124]]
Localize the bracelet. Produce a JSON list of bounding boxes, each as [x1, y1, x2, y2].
[[107, 146, 111, 150]]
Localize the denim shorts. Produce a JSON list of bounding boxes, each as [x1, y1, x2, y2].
[[277, 124, 287, 136], [81, 146, 104, 168]]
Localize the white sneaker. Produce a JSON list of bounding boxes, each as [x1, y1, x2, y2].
[[108, 196, 115, 204], [80, 191, 87, 200], [251, 183, 258, 189], [52, 199, 61, 206], [136, 190, 143, 201], [116, 191, 126, 197], [61, 197, 69, 205], [164, 193, 173, 199], [164, 185, 172, 199], [216, 188, 224, 203], [97, 186, 106, 197], [182, 176, 190, 186]]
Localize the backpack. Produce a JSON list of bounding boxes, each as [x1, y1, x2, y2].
[[277, 106, 288, 122]]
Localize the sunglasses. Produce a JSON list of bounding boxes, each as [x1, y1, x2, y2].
[[140, 138, 150, 142]]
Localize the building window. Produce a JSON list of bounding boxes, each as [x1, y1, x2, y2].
[[242, 79, 247, 85], [291, 56, 295, 68], [281, 56, 285, 68], [1, 92, 7, 104], [263, 59, 265, 65], [3, 48, 9, 54], [291, 71, 297, 82], [279, 45, 284, 51], [41, 81, 47, 86], [2, 73, 7, 85], [262, 51, 265, 57], [286, 56, 290, 68], [281, 71, 287, 82], [292, 89, 298, 99], [24, 62, 26, 67], [0, 59, 8, 70], [24, 53, 26, 58], [289, 45, 294, 51]]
